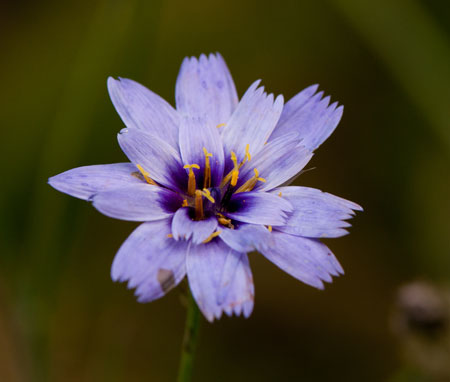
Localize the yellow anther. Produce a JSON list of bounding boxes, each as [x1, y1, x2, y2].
[[182, 199, 189, 207], [278, 192, 282, 197], [203, 147, 213, 189], [216, 123, 226, 128], [167, 233, 173, 238], [184, 164, 200, 196], [136, 164, 157, 185], [194, 190, 204, 220], [267, 226, 272, 232], [201, 188, 215, 203], [202, 230, 222, 244], [235, 168, 266, 193]]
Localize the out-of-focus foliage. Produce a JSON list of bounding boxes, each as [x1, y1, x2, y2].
[[0, 0, 448, 381]]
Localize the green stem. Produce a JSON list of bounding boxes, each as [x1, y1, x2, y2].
[[177, 291, 201, 382]]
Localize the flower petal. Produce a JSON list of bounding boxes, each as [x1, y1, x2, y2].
[[92, 184, 182, 221], [107, 77, 179, 149], [178, 115, 224, 187], [258, 231, 343, 289], [270, 86, 343, 151], [237, 133, 313, 192], [219, 252, 254, 318], [111, 219, 187, 302], [171, 208, 218, 244], [220, 223, 270, 253], [48, 163, 144, 200], [271, 186, 363, 238], [276, 84, 319, 123], [221, 81, 284, 170], [175, 53, 238, 127], [225, 191, 293, 226], [187, 240, 254, 321], [118, 128, 186, 192]]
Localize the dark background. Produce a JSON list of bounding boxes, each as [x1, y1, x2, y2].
[[1, 0, 449, 381]]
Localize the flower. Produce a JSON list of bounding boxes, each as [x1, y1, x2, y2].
[[49, 53, 362, 322]]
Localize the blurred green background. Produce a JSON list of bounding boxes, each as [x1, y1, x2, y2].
[[1, 0, 449, 381]]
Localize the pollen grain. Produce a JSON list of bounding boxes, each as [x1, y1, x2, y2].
[[202, 230, 222, 244], [136, 164, 157, 185]]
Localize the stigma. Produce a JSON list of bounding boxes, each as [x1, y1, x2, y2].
[[184, 163, 200, 196], [235, 168, 266, 193], [221, 144, 252, 188], [202, 147, 212, 189]]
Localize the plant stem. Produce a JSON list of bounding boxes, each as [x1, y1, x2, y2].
[[176, 291, 201, 382]]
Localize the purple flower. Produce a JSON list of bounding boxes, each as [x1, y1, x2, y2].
[[49, 53, 362, 322]]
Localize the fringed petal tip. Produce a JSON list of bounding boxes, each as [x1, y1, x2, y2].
[[270, 84, 344, 151], [258, 231, 344, 289], [187, 241, 255, 322], [202, 298, 254, 322]]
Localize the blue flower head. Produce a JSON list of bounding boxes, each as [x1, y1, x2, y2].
[[49, 53, 362, 322]]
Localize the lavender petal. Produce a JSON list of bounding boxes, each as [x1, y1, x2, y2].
[[187, 240, 254, 321], [271, 186, 363, 238], [225, 191, 293, 226], [270, 86, 343, 151], [118, 128, 186, 192], [111, 219, 187, 302], [92, 184, 182, 221], [171, 208, 218, 244], [48, 163, 143, 200], [236, 132, 313, 192], [178, 115, 224, 187], [220, 223, 271, 253], [257, 231, 344, 289], [175, 53, 238, 128], [221, 80, 284, 171], [108, 77, 179, 148]]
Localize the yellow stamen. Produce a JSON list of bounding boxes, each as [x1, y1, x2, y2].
[[221, 151, 240, 187], [231, 170, 239, 187], [231, 151, 239, 168], [202, 147, 212, 189], [243, 144, 251, 163], [235, 168, 266, 193], [182, 199, 188, 207], [216, 123, 226, 128], [278, 192, 282, 197], [167, 233, 173, 238], [220, 145, 253, 188], [203, 230, 222, 243], [201, 188, 215, 203], [184, 164, 200, 196], [136, 164, 157, 185], [267, 226, 272, 232], [194, 190, 204, 220]]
